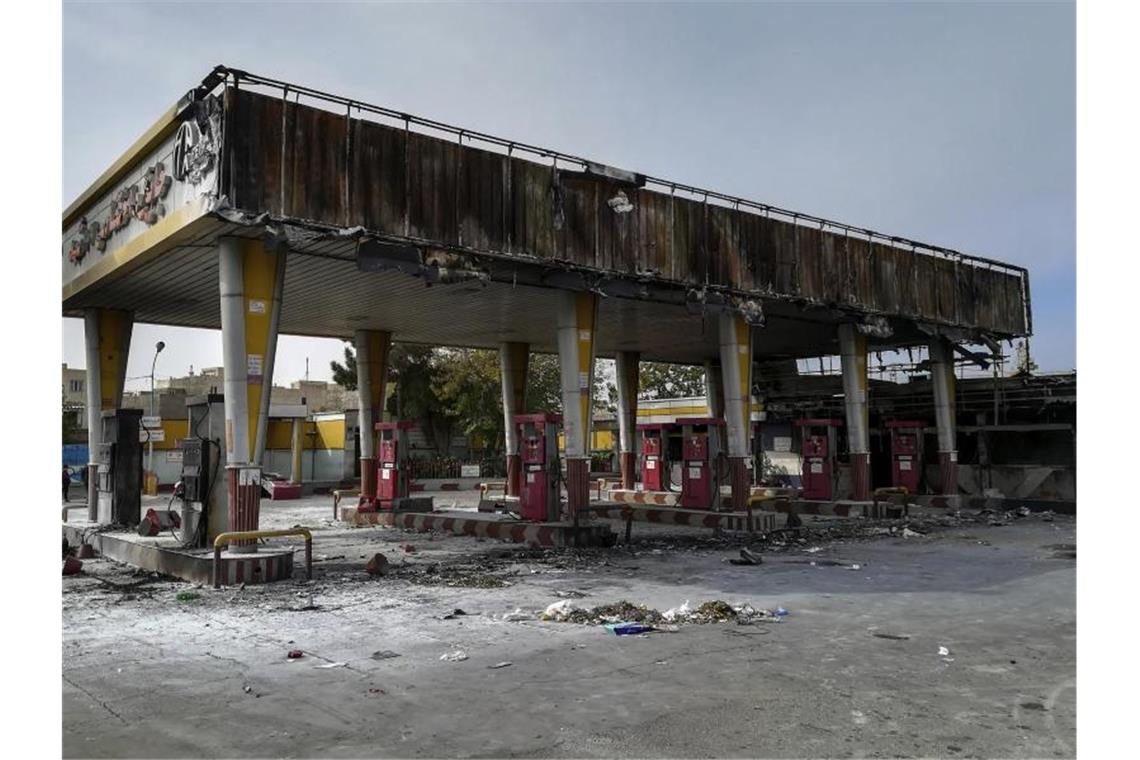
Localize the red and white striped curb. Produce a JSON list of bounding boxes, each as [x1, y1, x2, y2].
[[593, 505, 778, 533], [394, 512, 612, 548], [214, 551, 295, 586], [607, 489, 680, 506]]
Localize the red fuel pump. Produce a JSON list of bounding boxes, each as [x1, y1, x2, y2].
[[636, 423, 672, 492], [515, 413, 562, 522], [794, 418, 842, 500], [368, 420, 415, 511], [886, 420, 925, 494], [677, 417, 725, 510]]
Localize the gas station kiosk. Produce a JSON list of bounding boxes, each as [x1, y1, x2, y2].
[[794, 418, 843, 501], [886, 420, 925, 494], [676, 417, 725, 510]]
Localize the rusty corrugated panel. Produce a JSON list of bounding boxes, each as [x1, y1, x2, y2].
[[671, 196, 706, 283], [912, 253, 940, 319], [406, 131, 458, 245], [284, 101, 347, 223], [872, 242, 901, 315], [224, 89, 284, 216], [846, 236, 874, 308], [998, 270, 1025, 333], [820, 230, 846, 304], [955, 262, 977, 327], [706, 205, 738, 286], [349, 119, 406, 234], [457, 143, 508, 252], [934, 257, 958, 324], [796, 225, 824, 301], [510, 157, 555, 259], [735, 209, 767, 293], [765, 216, 799, 295], [559, 175, 596, 264], [636, 189, 672, 278]]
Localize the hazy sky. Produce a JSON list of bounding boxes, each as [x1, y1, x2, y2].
[[62, 1, 1075, 389]]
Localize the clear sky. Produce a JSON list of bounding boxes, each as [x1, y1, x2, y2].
[[62, 1, 1075, 389]]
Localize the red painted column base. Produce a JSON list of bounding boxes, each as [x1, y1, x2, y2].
[[938, 451, 959, 496], [729, 457, 749, 512], [506, 454, 522, 497], [850, 452, 871, 501], [226, 466, 262, 552], [86, 463, 98, 522], [619, 452, 636, 491], [565, 458, 590, 521], [358, 458, 378, 511]]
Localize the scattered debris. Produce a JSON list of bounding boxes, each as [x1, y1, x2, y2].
[[901, 528, 924, 538], [176, 591, 201, 603], [605, 622, 656, 636], [76, 543, 97, 559], [399, 544, 416, 554], [730, 548, 763, 566], [848, 564, 862, 571], [543, 599, 780, 626], [1020, 701, 1046, 711], [775, 607, 789, 617], [370, 650, 401, 660], [440, 650, 468, 662], [243, 685, 253, 694], [938, 646, 951, 656], [63, 556, 83, 576], [364, 553, 390, 576], [500, 608, 530, 622], [368, 687, 386, 696], [315, 662, 347, 669], [552, 589, 587, 599], [488, 661, 513, 669], [438, 608, 470, 620], [873, 632, 911, 641], [286, 650, 304, 659]]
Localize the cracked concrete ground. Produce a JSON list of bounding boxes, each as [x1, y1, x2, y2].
[[62, 493, 1075, 758]]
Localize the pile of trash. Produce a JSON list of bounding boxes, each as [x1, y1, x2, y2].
[[538, 598, 783, 627]]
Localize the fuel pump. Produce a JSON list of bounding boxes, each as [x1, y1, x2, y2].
[[677, 417, 725, 510], [514, 413, 562, 522], [794, 418, 842, 500], [95, 409, 143, 526], [886, 420, 925, 494], [369, 420, 415, 511], [636, 423, 672, 492]]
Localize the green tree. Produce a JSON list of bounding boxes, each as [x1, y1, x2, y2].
[[433, 348, 504, 453], [525, 353, 563, 414], [329, 343, 357, 391], [638, 362, 706, 399]]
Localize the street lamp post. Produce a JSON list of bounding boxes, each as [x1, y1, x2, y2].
[[147, 341, 166, 494]]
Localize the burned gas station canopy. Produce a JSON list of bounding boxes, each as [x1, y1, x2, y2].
[[62, 66, 1030, 363]]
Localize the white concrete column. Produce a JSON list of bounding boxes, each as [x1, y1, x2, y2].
[[557, 291, 599, 517], [838, 323, 870, 500], [83, 308, 133, 521], [614, 351, 640, 489], [499, 342, 529, 496], [929, 337, 958, 495], [355, 329, 392, 505], [718, 313, 753, 510], [290, 417, 304, 484]]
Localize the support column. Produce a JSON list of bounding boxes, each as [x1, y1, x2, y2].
[[355, 329, 392, 507], [83, 308, 133, 522], [929, 337, 958, 495], [499, 342, 529, 497], [557, 291, 599, 520], [839, 324, 871, 500], [614, 351, 640, 490], [219, 237, 286, 551], [718, 314, 753, 512], [290, 417, 304, 484]]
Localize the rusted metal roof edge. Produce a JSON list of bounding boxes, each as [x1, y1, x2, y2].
[[213, 66, 1028, 280]]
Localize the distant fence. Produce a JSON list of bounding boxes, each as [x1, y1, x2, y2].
[[408, 457, 506, 480]]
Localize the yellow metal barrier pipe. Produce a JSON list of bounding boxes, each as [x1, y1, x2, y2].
[[213, 528, 313, 588]]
